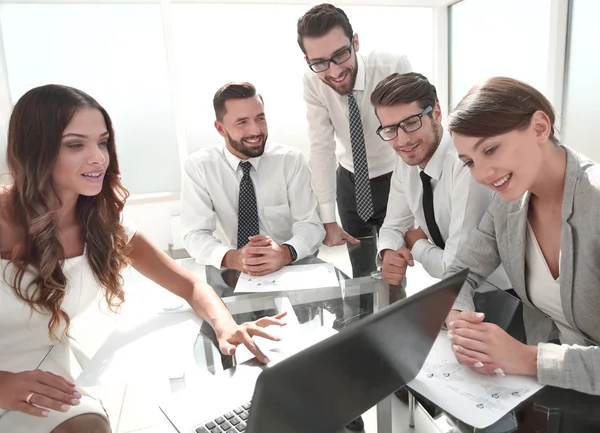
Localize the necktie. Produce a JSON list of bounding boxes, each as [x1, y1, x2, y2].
[[237, 161, 259, 249], [348, 92, 374, 222], [419, 170, 445, 249]]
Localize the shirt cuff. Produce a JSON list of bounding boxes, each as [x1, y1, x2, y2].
[[210, 244, 235, 270], [284, 237, 310, 262], [318, 202, 337, 224], [410, 239, 431, 264], [376, 239, 405, 267], [537, 342, 567, 386]]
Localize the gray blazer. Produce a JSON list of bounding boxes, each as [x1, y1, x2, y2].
[[444, 146, 600, 395]]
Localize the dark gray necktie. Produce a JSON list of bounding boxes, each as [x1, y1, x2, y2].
[[348, 92, 374, 221], [237, 161, 259, 249]]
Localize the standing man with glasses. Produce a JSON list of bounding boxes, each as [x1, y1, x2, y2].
[[297, 3, 412, 279], [371, 72, 509, 288]]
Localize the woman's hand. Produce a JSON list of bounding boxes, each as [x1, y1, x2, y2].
[[0, 370, 82, 417], [448, 315, 538, 377], [213, 312, 287, 363]]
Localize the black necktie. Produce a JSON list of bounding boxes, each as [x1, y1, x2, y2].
[[348, 92, 374, 221], [419, 171, 445, 249], [237, 161, 259, 249]]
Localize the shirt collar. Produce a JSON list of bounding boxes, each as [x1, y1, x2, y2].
[[223, 143, 262, 172], [421, 129, 452, 181], [353, 53, 366, 92]]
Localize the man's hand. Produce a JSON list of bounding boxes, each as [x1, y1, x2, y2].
[[323, 222, 359, 247], [221, 236, 273, 272], [242, 236, 292, 276], [405, 226, 428, 250], [381, 247, 414, 285]]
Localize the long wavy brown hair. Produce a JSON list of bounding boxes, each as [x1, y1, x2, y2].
[[3, 84, 131, 341]]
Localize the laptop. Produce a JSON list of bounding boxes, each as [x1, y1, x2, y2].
[[159, 269, 468, 433]]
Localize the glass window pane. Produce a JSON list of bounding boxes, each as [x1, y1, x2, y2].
[[171, 4, 433, 156], [562, 0, 600, 161], [1, 4, 180, 195], [450, 0, 551, 106]]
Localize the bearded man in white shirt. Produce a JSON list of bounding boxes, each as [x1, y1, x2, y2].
[[181, 82, 325, 276], [372, 72, 509, 289], [298, 3, 412, 278]]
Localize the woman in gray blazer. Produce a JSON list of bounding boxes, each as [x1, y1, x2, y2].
[[442, 77, 600, 395]]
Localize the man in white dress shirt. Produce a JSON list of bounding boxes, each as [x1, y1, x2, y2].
[[181, 82, 325, 276], [297, 3, 412, 278], [371, 72, 501, 285]]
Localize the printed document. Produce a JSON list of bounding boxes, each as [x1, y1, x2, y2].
[[408, 333, 544, 428], [234, 263, 339, 293]]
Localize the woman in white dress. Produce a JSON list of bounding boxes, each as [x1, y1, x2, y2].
[[0, 84, 285, 432]]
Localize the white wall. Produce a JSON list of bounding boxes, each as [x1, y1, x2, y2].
[[0, 14, 10, 175], [1, 3, 181, 194], [562, 0, 600, 161], [123, 195, 181, 252], [449, 0, 552, 106]]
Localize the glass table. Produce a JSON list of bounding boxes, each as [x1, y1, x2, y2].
[[172, 256, 408, 433], [187, 259, 600, 433], [78, 252, 600, 433]]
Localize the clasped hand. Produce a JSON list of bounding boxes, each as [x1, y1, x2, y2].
[[445, 310, 538, 377], [239, 235, 291, 276]]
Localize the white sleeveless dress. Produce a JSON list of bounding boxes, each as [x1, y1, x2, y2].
[[0, 223, 136, 432]]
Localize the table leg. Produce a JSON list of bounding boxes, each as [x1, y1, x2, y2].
[[377, 395, 393, 433]]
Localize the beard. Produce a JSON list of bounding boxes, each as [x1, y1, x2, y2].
[[323, 63, 358, 95], [227, 132, 267, 158], [399, 123, 442, 167]]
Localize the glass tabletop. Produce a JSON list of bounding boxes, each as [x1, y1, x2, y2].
[[167, 254, 406, 433], [182, 255, 393, 375], [159, 248, 600, 433]]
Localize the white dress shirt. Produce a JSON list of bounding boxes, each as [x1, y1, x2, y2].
[[303, 50, 412, 223], [181, 141, 325, 269], [378, 131, 502, 280]]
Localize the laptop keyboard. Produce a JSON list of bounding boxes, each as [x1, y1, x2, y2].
[[195, 401, 251, 433]]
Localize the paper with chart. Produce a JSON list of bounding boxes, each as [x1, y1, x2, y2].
[[234, 263, 339, 293], [407, 333, 544, 429]]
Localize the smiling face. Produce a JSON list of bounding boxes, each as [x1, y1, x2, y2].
[[303, 26, 359, 95], [214, 96, 268, 159], [53, 107, 110, 202], [453, 112, 550, 201], [375, 101, 442, 168]]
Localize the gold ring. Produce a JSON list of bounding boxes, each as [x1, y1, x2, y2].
[[26, 392, 35, 404]]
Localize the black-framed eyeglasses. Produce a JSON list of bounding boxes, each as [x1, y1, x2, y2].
[[308, 45, 353, 73], [376, 106, 433, 141]]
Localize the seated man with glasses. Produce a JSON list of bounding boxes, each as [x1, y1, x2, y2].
[[297, 3, 412, 280], [371, 72, 509, 287]]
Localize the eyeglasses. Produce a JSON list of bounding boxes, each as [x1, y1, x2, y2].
[[308, 45, 353, 73], [376, 106, 433, 141]]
